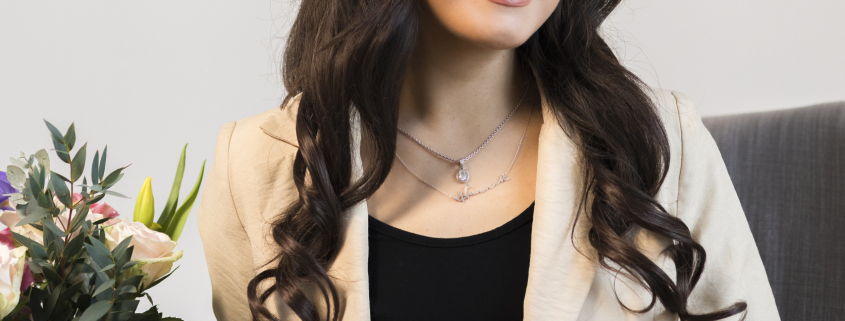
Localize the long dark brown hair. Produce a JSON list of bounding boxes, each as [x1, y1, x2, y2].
[[247, 0, 748, 320]]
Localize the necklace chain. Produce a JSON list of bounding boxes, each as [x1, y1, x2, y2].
[[396, 86, 529, 165], [395, 106, 533, 202]]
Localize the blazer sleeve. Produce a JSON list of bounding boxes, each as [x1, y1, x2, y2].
[[197, 121, 256, 320], [671, 91, 780, 320]]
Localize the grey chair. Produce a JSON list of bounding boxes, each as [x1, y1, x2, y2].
[[702, 102, 845, 321]]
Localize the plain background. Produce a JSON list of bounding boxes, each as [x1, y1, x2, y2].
[[1, 1, 843, 319]]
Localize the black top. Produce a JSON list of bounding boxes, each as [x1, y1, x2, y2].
[[368, 202, 535, 321]]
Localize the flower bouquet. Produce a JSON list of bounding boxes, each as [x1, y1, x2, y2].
[[0, 120, 205, 321]]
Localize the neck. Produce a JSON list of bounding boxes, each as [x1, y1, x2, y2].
[[398, 10, 531, 134]]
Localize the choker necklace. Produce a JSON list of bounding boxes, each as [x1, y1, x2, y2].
[[395, 105, 533, 203], [396, 86, 529, 183]]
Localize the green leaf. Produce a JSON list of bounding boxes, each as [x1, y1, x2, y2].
[[99, 145, 108, 179], [43, 119, 65, 144], [71, 143, 87, 182], [52, 171, 71, 183], [118, 261, 138, 274], [34, 149, 51, 173], [157, 144, 187, 230], [41, 266, 63, 284], [17, 206, 49, 226], [111, 235, 133, 260], [92, 279, 115, 296], [102, 165, 129, 189], [102, 189, 130, 199], [91, 150, 100, 185], [68, 204, 90, 233], [43, 282, 62, 317], [64, 234, 86, 258], [27, 261, 43, 274], [79, 301, 112, 321], [85, 193, 105, 205], [52, 137, 71, 163], [64, 122, 76, 151], [97, 263, 115, 272], [165, 160, 205, 241], [57, 281, 83, 306], [114, 284, 137, 296], [92, 217, 111, 225], [50, 172, 72, 208], [42, 219, 67, 238], [84, 237, 112, 268]]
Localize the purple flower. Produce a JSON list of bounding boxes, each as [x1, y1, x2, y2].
[[0, 171, 17, 211]]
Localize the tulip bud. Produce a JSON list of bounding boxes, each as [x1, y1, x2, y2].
[[133, 177, 155, 228]]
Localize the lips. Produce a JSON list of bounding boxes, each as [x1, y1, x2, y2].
[[487, 0, 531, 7]]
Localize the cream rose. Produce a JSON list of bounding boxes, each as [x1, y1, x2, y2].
[[0, 210, 44, 245], [104, 220, 182, 288], [0, 246, 27, 319]]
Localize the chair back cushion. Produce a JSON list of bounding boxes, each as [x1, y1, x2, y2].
[[702, 102, 845, 320]]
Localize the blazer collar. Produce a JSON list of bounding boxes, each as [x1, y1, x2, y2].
[[259, 93, 301, 148], [258, 69, 597, 320]]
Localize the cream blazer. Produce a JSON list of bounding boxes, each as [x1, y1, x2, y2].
[[197, 85, 780, 320]]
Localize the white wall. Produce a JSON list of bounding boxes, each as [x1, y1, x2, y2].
[[1, 1, 842, 319], [606, 0, 845, 116]]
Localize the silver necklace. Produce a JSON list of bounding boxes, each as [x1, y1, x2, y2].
[[395, 106, 533, 203], [396, 87, 529, 183]]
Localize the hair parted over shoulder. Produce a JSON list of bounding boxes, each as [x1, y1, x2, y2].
[[246, 0, 748, 320]]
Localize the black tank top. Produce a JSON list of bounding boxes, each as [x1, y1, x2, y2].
[[368, 202, 535, 321]]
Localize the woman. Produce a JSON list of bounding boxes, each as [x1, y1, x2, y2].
[[198, 0, 779, 320]]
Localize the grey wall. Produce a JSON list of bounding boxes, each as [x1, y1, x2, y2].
[[1, 1, 842, 319]]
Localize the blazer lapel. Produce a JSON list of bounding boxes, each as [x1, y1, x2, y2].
[[259, 76, 598, 320], [522, 75, 598, 320]]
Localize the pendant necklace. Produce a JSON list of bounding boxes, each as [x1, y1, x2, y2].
[[395, 105, 533, 203], [396, 86, 529, 183]]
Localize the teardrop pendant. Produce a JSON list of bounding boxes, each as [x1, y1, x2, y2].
[[456, 161, 469, 183]]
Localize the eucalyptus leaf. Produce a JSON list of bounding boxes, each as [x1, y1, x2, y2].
[[34, 149, 50, 172], [57, 282, 83, 308], [92, 279, 115, 297], [97, 263, 115, 272], [111, 235, 133, 260], [6, 164, 26, 188], [85, 193, 105, 205], [79, 301, 112, 321], [71, 143, 87, 182], [42, 219, 67, 238], [9, 157, 29, 170], [41, 266, 62, 284], [16, 206, 49, 226], [99, 145, 108, 179], [65, 122, 77, 151], [43, 282, 63, 317], [53, 172, 71, 183], [92, 150, 100, 185], [101, 166, 128, 189], [103, 189, 130, 199], [27, 260, 44, 274], [69, 205, 90, 233], [53, 137, 71, 163], [43, 119, 65, 143], [50, 172, 72, 208], [64, 234, 86, 258], [12, 231, 43, 251]]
